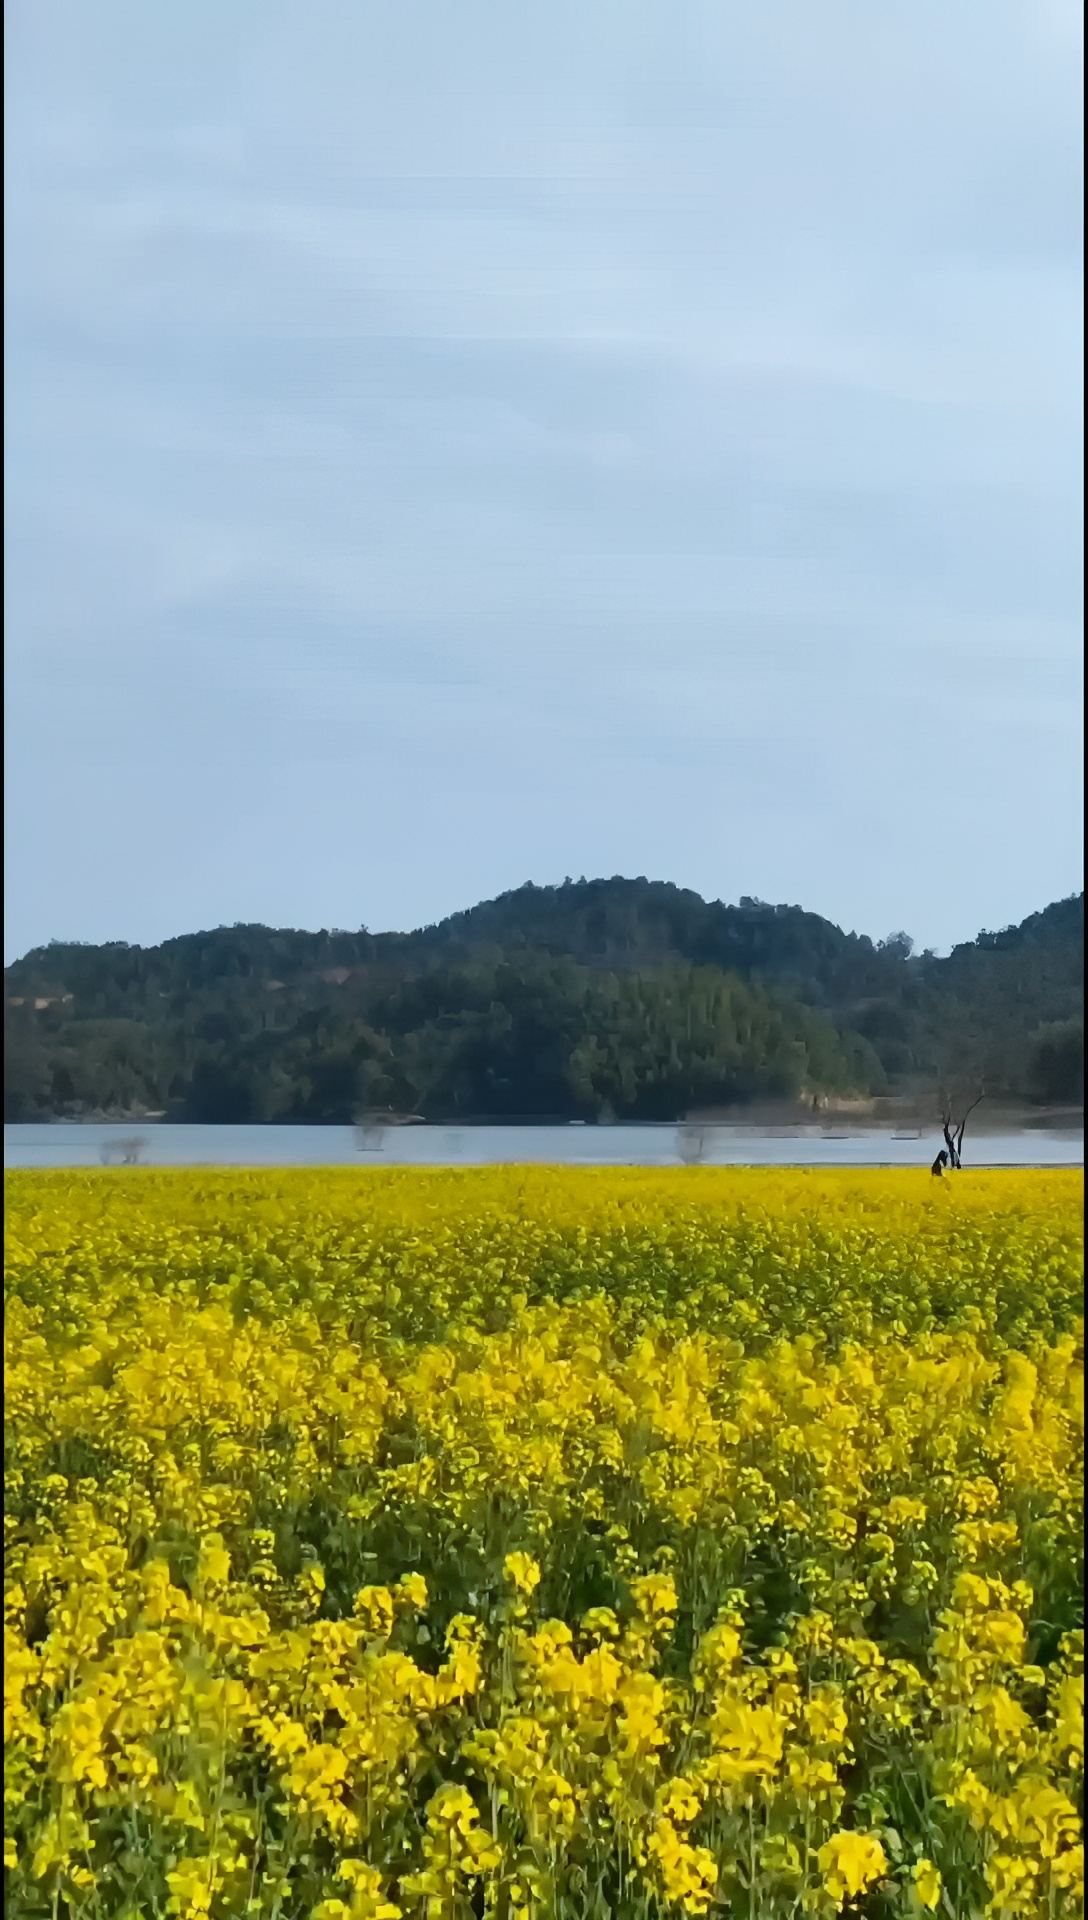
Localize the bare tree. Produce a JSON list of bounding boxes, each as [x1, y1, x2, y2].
[[938, 1087, 984, 1169], [676, 1120, 710, 1166], [99, 1135, 148, 1166], [354, 1106, 426, 1151], [354, 1110, 389, 1153]]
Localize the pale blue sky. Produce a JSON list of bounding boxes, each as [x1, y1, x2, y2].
[[4, 1, 1083, 962]]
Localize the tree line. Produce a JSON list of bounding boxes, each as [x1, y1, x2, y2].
[[5, 880, 1082, 1123]]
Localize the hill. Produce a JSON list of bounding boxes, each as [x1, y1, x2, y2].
[[5, 881, 1082, 1123]]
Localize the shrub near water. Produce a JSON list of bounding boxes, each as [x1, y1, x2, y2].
[[3, 1168, 1083, 1920]]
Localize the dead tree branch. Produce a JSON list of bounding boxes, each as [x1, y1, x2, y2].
[[939, 1087, 985, 1169]]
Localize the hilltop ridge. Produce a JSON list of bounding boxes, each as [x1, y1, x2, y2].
[[6, 880, 1082, 1123]]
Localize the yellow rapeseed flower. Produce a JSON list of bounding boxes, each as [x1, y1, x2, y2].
[[818, 1830, 888, 1903]]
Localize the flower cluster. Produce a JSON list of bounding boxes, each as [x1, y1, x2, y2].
[[3, 1166, 1082, 1917]]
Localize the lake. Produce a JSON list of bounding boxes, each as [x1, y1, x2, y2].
[[4, 1121, 1083, 1169]]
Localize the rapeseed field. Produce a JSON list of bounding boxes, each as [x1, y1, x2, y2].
[[3, 1168, 1083, 1919]]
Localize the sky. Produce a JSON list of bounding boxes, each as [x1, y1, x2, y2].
[[4, 1, 1083, 963]]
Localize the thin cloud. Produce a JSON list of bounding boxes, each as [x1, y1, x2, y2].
[[4, 0, 1082, 961]]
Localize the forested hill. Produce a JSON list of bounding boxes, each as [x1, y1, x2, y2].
[[5, 880, 1083, 1123]]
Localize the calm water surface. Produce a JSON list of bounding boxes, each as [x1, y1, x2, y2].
[[5, 1122, 1083, 1170]]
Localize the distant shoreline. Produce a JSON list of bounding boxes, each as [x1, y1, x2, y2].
[[6, 1110, 1083, 1132], [4, 1154, 1082, 1173]]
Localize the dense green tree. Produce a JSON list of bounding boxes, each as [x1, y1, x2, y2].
[[4, 1024, 52, 1121], [5, 882, 1081, 1122], [1027, 1020, 1084, 1106]]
